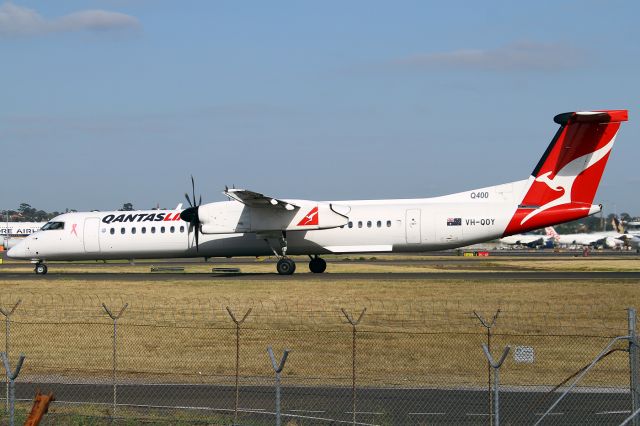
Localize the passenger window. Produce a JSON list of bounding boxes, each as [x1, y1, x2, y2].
[[367, 221, 372, 228], [377, 221, 381, 228], [170, 226, 175, 233], [348, 222, 353, 229], [142, 227, 146, 234], [358, 221, 362, 228], [110, 228, 115, 235], [161, 226, 165, 233], [180, 226, 185, 233], [387, 220, 392, 227], [120, 228, 125, 235], [151, 227, 156, 234], [132, 227, 136, 235]]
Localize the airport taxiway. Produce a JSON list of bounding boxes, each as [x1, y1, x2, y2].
[[12, 382, 631, 425]]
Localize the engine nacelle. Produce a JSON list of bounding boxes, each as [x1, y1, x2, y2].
[[604, 236, 622, 248], [198, 200, 349, 234]]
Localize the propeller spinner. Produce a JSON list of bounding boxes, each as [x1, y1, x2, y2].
[[181, 176, 202, 251]]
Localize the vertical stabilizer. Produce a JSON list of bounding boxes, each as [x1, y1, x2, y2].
[[504, 110, 628, 236]]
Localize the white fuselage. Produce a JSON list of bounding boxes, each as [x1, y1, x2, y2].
[[553, 231, 625, 248], [8, 181, 526, 262]]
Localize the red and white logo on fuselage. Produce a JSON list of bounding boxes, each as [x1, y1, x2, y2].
[[297, 206, 319, 226]]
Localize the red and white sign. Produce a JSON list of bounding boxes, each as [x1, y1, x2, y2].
[[297, 207, 319, 226]]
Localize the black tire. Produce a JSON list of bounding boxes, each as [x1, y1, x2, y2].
[[276, 258, 296, 275], [35, 264, 48, 275], [309, 257, 327, 273]]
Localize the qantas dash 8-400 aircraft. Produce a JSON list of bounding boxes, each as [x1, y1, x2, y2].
[[8, 110, 628, 275]]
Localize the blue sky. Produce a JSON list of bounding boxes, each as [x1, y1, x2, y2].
[[2, 1, 639, 214]]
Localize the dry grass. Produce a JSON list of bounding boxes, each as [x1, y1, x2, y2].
[[0, 258, 639, 389], [2, 254, 640, 274]]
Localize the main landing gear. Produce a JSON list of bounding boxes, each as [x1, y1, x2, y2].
[[274, 256, 326, 275], [34, 262, 48, 275], [263, 232, 326, 275], [308, 255, 326, 273], [276, 258, 296, 275]]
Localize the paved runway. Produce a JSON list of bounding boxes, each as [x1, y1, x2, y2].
[[12, 382, 631, 424], [1, 270, 640, 281]]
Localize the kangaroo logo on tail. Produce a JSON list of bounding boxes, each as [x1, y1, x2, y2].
[[520, 136, 617, 225], [502, 110, 627, 238]]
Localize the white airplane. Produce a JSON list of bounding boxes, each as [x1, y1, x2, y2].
[[7, 109, 628, 275], [1, 222, 46, 250], [544, 217, 630, 248], [613, 219, 640, 250]]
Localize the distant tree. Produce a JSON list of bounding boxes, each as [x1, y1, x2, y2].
[[120, 203, 134, 211], [18, 203, 37, 220], [18, 203, 31, 213]]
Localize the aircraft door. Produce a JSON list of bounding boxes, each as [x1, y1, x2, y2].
[[405, 209, 421, 243], [83, 218, 101, 253]]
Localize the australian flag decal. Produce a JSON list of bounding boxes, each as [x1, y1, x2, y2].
[[447, 217, 462, 226]]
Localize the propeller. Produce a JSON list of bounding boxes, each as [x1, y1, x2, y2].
[[181, 176, 202, 251]]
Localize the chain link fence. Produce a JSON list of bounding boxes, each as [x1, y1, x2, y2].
[[0, 294, 637, 425]]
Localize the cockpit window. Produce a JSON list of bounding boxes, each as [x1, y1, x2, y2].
[[41, 222, 65, 231]]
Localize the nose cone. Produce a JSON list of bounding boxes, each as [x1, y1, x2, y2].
[[7, 241, 27, 259]]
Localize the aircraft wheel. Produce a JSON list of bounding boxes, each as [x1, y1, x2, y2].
[[34, 263, 48, 275], [276, 258, 296, 275], [309, 257, 327, 273]]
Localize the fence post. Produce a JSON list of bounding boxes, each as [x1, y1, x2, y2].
[[474, 309, 500, 425], [629, 308, 639, 426], [267, 346, 290, 426], [226, 307, 251, 425], [341, 308, 366, 426], [0, 352, 25, 426], [0, 300, 21, 412], [481, 344, 510, 426], [102, 303, 128, 420]]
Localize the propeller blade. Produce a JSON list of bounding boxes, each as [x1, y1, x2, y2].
[[185, 193, 192, 207], [191, 176, 196, 208], [199, 195, 202, 206]]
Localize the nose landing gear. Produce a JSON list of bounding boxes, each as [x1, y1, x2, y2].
[[34, 263, 48, 275]]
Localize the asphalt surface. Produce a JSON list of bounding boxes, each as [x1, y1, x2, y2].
[[12, 382, 632, 425]]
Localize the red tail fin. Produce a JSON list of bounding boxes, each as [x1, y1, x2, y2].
[[504, 110, 628, 236]]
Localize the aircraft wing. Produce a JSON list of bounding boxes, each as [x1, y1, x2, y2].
[[224, 188, 299, 211]]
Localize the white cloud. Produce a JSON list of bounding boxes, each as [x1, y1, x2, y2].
[[396, 42, 586, 72], [0, 2, 139, 37]]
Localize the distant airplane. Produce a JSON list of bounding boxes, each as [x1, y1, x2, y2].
[[544, 223, 627, 249], [8, 110, 629, 274], [499, 232, 548, 248], [619, 220, 640, 250], [1, 222, 46, 250]]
